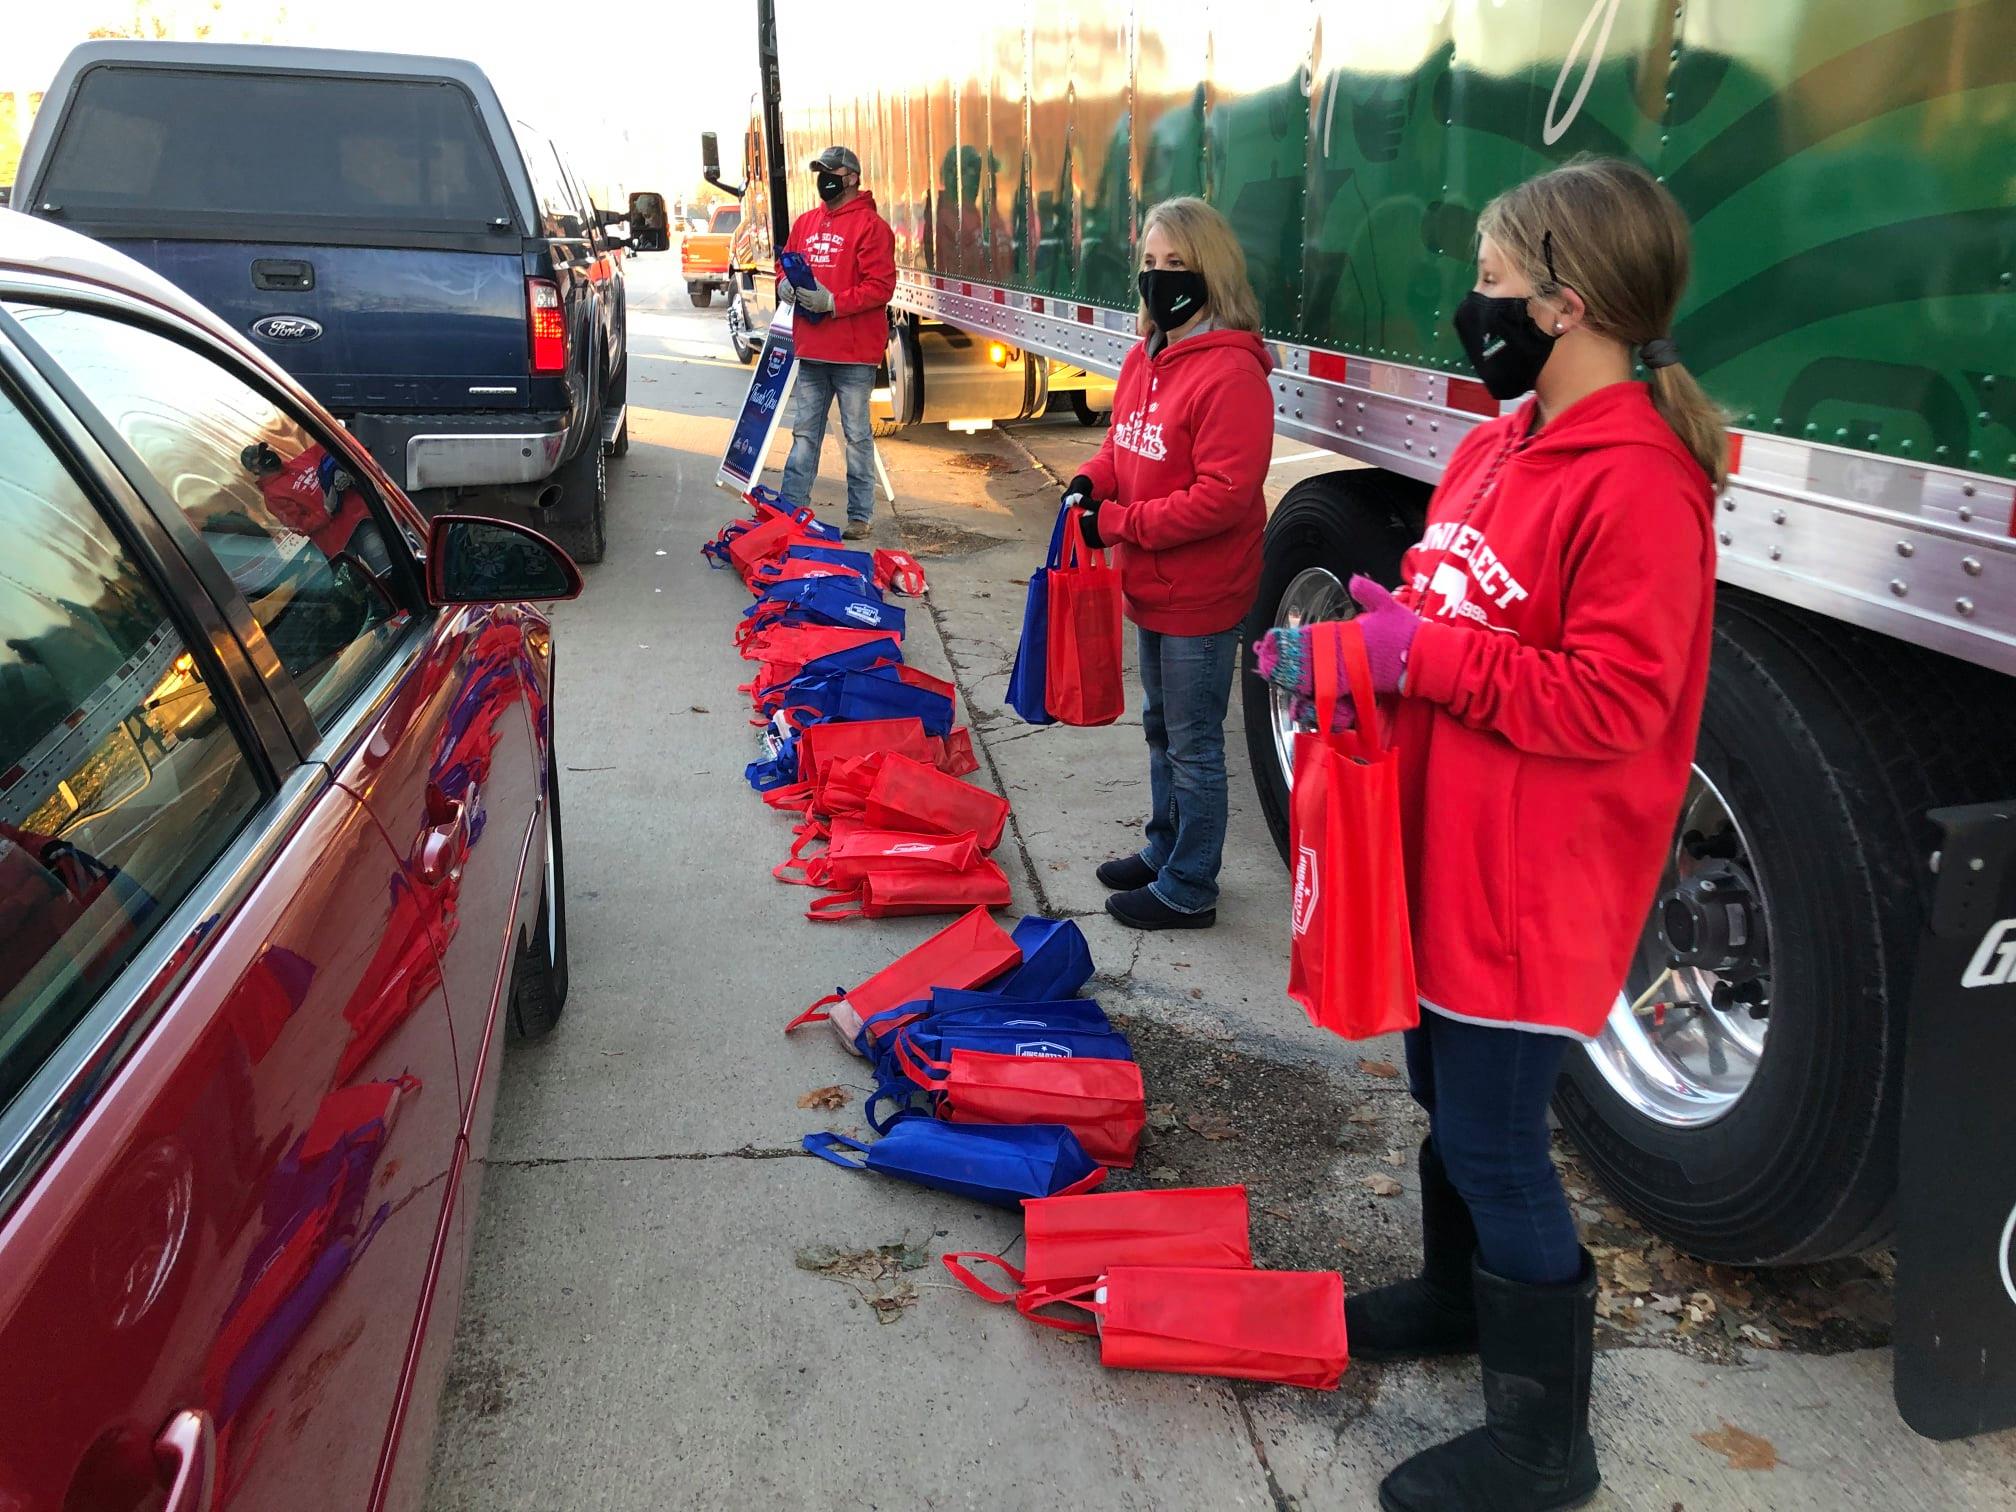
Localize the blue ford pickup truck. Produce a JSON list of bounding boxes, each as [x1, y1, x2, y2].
[[13, 41, 668, 563]]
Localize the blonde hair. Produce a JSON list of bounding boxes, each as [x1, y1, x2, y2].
[[1477, 157, 1729, 491], [1138, 197, 1262, 336]]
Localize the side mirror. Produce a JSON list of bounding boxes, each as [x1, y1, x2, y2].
[[622, 191, 670, 253], [426, 515, 583, 605], [701, 131, 721, 176]]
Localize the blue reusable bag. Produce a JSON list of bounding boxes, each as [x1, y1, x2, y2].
[[743, 730, 802, 792], [1006, 506, 1069, 724], [876, 1020, 1134, 1090], [989, 915, 1097, 1001], [744, 579, 904, 636], [855, 992, 1114, 1057], [834, 666, 955, 735], [803, 1118, 1102, 1207]]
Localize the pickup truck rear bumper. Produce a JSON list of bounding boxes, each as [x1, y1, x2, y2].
[[346, 410, 570, 492]]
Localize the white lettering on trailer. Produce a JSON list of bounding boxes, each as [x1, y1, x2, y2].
[[1545, 0, 1625, 146], [1962, 918, 2016, 989]]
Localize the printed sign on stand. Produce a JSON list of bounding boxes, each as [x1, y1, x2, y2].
[[719, 303, 797, 493]]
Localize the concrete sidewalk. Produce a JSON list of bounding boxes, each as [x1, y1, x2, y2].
[[424, 294, 2016, 1512]]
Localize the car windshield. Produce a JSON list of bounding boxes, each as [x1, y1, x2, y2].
[[712, 207, 741, 231], [38, 66, 515, 232]]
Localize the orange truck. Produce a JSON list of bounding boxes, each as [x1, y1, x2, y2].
[[680, 202, 741, 308]]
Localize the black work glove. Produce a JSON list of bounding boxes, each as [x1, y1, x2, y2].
[[1060, 474, 1103, 547]]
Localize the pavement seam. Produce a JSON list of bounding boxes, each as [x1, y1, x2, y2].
[[1232, 1391, 1297, 1511], [491, 1146, 808, 1169]]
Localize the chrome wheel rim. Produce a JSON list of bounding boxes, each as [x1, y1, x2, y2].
[[1585, 767, 1774, 1128], [1269, 566, 1352, 789]]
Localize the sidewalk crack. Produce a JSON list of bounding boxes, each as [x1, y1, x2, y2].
[[1233, 1393, 1296, 1512]]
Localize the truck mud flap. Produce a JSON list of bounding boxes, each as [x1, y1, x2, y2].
[[1894, 799, 2016, 1439]]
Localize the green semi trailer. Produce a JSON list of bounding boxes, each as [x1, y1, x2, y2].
[[750, 0, 2016, 1268]]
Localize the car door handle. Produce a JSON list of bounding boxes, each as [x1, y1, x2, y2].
[[417, 799, 468, 885], [155, 1410, 216, 1512]]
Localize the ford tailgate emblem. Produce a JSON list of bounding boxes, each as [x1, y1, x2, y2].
[[251, 315, 323, 342]]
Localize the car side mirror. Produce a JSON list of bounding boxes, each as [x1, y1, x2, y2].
[[426, 515, 583, 605], [621, 191, 670, 253], [701, 131, 721, 176]]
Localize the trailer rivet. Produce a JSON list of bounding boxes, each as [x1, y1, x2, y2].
[[1957, 597, 1976, 616], [1960, 505, 1975, 522], [1769, 547, 1782, 561], [1896, 541, 1915, 558], [1722, 499, 1735, 512], [1717, 531, 1732, 546], [1295, 410, 1304, 421], [1890, 579, 1909, 596], [1963, 556, 1983, 576], [1356, 426, 1365, 437], [1356, 401, 1366, 413], [1404, 439, 1414, 450], [1406, 414, 1415, 426], [1971, 856, 1986, 872], [1772, 509, 1786, 525], [1962, 483, 1977, 497], [1430, 419, 1440, 432]]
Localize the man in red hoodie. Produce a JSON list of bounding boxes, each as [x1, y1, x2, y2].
[[778, 146, 896, 540]]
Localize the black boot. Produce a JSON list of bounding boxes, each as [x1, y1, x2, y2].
[[1345, 1139, 1480, 1361], [1378, 1251, 1602, 1512]]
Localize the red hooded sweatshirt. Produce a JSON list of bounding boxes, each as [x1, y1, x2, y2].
[[781, 192, 897, 365], [1393, 381, 1715, 1040], [1079, 328, 1277, 636]]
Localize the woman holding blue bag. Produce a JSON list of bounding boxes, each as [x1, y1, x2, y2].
[[1060, 198, 1275, 932]]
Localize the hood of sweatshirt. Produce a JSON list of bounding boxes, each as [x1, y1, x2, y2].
[[1502, 380, 1708, 503], [1146, 326, 1277, 380]]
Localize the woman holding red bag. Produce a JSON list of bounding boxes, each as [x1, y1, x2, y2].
[[1260, 159, 1726, 1511], [1065, 198, 1276, 931]]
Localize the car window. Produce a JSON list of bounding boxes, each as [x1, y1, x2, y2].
[[6, 305, 415, 733], [37, 67, 515, 231], [515, 125, 583, 240], [0, 381, 264, 1114], [713, 206, 742, 232]]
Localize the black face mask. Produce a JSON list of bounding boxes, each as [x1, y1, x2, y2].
[[1453, 290, 1557, 400], [817, 172, 847, 204], [1138, 268, 1208, 331]]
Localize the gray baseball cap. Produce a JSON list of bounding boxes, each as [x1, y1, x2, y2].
[[810, 145, 861, 176]]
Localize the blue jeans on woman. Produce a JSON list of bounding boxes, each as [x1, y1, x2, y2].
[[1403, 1010, 1582, 1285], [1136, 627, 1237, 914], [781, 359, 877, 524]]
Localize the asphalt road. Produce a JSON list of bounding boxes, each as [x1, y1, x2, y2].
[[422, 259, 2016, 1511]]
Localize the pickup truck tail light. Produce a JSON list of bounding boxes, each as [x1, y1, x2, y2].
[[527, 279, 566, 374]]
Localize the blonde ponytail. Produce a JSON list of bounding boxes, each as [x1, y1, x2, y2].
[[1648, 362, 1729, 492]]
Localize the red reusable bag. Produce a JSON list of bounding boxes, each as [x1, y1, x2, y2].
[[939, 1050, 1145, 1167], [1044, 510, 1126, 726], [1017, 1266, 1348, 1390], [806, 858, 1011, 920], [928, 727, 981, 778], [726, 513, 808, 578], [942, 1185, 1252, 1303], [1287, 622, 1419, 1039], [775, 821, 982, 888], [861, 754, 1010, 850], [874, 548, 929, 596], [738, 623, 896, 666], [799, 717, 933, 786], [784, 906, 1021, 1048]]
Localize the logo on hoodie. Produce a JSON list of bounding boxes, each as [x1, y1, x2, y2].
[[1111, 408, 1168, 462], [1412, 519, 1530, 629]]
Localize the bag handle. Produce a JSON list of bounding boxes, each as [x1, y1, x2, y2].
[[891, 1025, 951, 1085], [940, 1251, 1027, 1306], [1314, 620, 1386, 761], [801, 1132, 871, 1170], [1014, 1278, 1105, 1336], [807, 886, 866, 921], [1052, 1165, 1109, 1197], [1056, 507, 1110, 574], [864, 1085, 930, 1133], [785, 989, 845, 1034]]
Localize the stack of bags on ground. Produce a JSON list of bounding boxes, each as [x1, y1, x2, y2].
[[702, 486, 1348, 1389]]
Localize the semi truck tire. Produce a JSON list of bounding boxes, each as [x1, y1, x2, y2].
[[1557, 599, 2016, 1265], [1240, 470, 1428, 860]]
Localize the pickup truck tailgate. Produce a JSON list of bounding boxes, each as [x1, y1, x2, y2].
[[107, 239, 531, 413]]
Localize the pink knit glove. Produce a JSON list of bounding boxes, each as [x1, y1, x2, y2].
[[1252, 630, 1354, 731], [1346, 576, 1420, 694]]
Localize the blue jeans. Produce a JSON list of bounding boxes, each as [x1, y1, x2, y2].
[[781, 359, 876, 523], [1404, 1011, 1581, 1285], [1136, 627, 1237, 914]]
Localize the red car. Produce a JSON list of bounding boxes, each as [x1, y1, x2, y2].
[[0, 209, 581, 1511]]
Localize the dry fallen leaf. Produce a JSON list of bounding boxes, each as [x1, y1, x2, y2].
[[1611, 1305, 1641, 1329], [1148, 1165, 1180, 1185], [1358, 1058, 1401, 1079], [689, 705, 710, 714], [868, 1280, 920, 1325], [796, 1085, 850, 1111], [1336, 1235, 1360, 1253], [1346, 1107, 1382, 1125], [1186, 1111, 1237, 1141], [1382, 1149, 1408, 1169], [1188, 987, 1205, 1000], [1363, 1173, 1403, 1198], [1262, 1205, 1294, 1222], [1693, 1422, 1777, 1472], [1738, 1323, 1781, 1350], [1611, 1252, 1656, 1293], [1146, 1103, 1180, 1133], [1649, 1292, 1684, 1316]]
